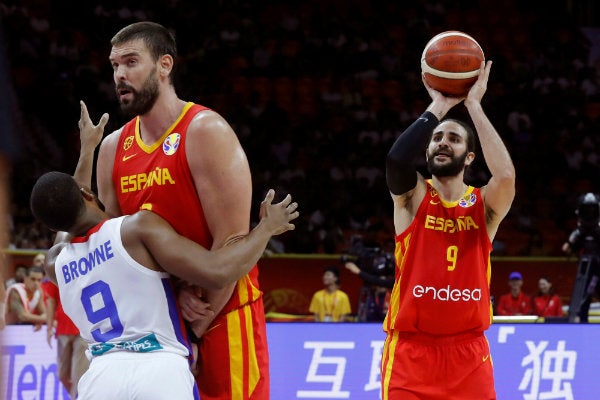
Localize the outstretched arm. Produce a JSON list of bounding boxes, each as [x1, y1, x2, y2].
[[74, 101, 109, 188], [464, 61, 516, 238], [388, 76, 464, 234], [345, 262, 395, 289], [46, 102, 110, 268], [45, 296, 57, 347], [127, 189, 299, 289], [386, 75, 464, 196]]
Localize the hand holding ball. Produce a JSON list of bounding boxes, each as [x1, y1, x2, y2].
[[421, 31, 485, 97]]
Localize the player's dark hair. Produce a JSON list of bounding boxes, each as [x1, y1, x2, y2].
[[441, 118, 476, 153], [26, 266, 45, 276], [30, 171, 85, 232], [111, 21, 177, 63]]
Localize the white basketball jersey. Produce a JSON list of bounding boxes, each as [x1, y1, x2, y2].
[[55, 217, 192, 360]]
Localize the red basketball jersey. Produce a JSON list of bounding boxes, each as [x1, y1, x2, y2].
[[42, 280, 79, 335], [384, 182, 493, 335], [113, 102, 261, 313]]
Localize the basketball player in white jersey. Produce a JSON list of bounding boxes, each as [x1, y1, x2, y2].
[[30, 171, 298, 399]]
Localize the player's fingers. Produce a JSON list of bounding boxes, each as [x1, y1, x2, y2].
[[484, 60, 492, 78], [287, 201, 298, 213], [80, 100, 88, 116], [181, 303, 203, 321], [180, 307, 195, 322], [97, 113, 110, 130], [79, 100, 89, 125], [262, 189, 275, 206], [477, 60, 491, 82], [279, 193, 292, 207]]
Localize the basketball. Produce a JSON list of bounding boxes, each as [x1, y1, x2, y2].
[[421, 31, 485, 97]]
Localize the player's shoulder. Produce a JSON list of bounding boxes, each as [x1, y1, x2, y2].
[[186, 109, 241, 155], [47, 242, 67, 262], [101, 126, 125, 147], [123, 210, 167, 234], [189, 108, 234, 134]]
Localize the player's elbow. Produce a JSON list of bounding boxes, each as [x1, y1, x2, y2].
[[385, 158, 417, 196], [492, 167, 516, 195], [495, 164, 516, 184]]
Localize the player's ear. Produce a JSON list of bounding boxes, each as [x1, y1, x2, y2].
[[465, 151, 475, 166], [80, 187, 95, 201], [159, 54, 173, 77]]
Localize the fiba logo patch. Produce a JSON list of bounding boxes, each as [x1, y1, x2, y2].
[[163, 133, 181, 156], [459, 193, 477, 208]]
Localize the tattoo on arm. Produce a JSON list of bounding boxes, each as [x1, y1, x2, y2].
[[9, 291, 24, 318]]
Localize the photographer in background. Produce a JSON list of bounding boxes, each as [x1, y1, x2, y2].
[[341, 236, 394, 322], [344, 261, 393, 322], [563, 192, 600, 323], [344, 261, 394, 290]]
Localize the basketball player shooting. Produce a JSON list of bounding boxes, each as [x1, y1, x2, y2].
[[380, 60, 515, 399]]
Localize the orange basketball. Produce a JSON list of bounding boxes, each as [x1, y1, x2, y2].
[[421, 31, 485, 97]]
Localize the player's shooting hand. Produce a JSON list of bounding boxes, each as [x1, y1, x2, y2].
[[259, 189, 299, 235], [465, 60, 491, 106], [79, 100, 109, 152], [422, 75, 463, 118]]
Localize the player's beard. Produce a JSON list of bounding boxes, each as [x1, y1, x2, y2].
[[426, 149, 467, 177], [117, 67, 160, 117]]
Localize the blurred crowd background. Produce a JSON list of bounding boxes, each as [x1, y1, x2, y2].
[[2, 0, 600, 256]]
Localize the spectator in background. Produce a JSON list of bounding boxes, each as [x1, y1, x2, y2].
[[4, 265, 47, 328], [309, 266, 352, 322], [31, 252, 46, 267], [5, 263, 27, 288], [7, 254, 48, 290], [496, 271, 533, 316], [531, 276, 564, 317]]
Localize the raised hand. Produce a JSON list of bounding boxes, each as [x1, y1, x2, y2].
[[259, 189, 299, 235], [79, 100, 109, 152], [465, 60, 492, 106], [421, 74, 464, 120], [74, 101, 110, 187]]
